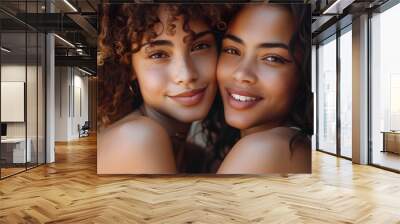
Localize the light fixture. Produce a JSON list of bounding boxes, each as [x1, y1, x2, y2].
[[76, 48, 86, 56], [54, 34, 75, 48], [1, 47, 11, 53], [78, 67, 93, 76], [322, 0, 355, 15], [63, 0, 78, 12]]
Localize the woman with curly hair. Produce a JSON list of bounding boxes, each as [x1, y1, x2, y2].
[[216, 4, 313, 173], [97, 3, 230, 174]]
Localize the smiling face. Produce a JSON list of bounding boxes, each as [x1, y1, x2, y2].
[[131, 7, 218, 123], [217, 5, 299, 134]]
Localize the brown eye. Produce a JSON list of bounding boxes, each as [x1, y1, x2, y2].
[[223, 47, 240, 56], [191, 43, 211, 51], [262, 55, 286, 64], [149, 51, 169, 59]]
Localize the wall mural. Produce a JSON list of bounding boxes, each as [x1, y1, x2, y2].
[[97, 3, 312, 174]]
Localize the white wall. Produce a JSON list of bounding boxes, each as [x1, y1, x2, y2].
[[1, 65, 26, 140], [55, 66, 69, 141], [1, 66, 26, 130], [72, 73, 89, 138], [1, 65, 40, 137], [54, 66, 89, 141], [1, 63, 46, 164]]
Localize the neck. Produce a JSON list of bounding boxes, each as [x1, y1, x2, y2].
[[142, 104, 191, 140], [241, 120, 284, 138]]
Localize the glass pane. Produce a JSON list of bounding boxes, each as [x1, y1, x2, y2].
[[38, 32, 45, 165], [318, 37, 337, 154], [339, 29, 352, 158], [371, 3, 400, 171], [27, 31, 38, 169], [1, 31, 27, 177], [312, 45, 317, 150]]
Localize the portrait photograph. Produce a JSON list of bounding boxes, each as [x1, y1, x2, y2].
[[96, 2, 312, 174]]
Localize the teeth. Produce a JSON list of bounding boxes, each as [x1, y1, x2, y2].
[[230, 93, 257, 102]]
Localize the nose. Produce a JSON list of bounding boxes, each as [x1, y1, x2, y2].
[[232, 58, 257, 84], [173, 55, 199, 86]]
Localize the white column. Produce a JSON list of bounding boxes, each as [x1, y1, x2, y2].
[[46, 33, 55, 163], [352, 14, 369, 164], [46, 1, 55, 163]]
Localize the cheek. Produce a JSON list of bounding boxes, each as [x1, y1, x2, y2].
[[136, 67, 169, 98], [132, 54, 169, 96], [259, 66, 298, 103]]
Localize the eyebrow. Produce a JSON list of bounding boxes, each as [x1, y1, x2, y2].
[[191, 30, 214, 41], [258, 42, 289, 50], [223, 34, 244, 44], [142, 40, 173, 48], [223, 33, 290, 50], [141, 30, 214, 48]]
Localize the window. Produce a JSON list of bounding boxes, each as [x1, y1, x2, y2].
[[339, 28, 352, 158], [370, 2, 400, 171], [317, 36, 337, 154], [0, 1, 46, 179]]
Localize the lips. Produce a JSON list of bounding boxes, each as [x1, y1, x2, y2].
[[169, 87, 207, 106], [226, 87, 262, 110]]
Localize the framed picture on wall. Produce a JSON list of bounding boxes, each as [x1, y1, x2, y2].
[[1, 81, 25, 122]]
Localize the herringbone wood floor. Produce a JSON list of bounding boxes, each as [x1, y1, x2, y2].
[[1, 135, 400, 223]]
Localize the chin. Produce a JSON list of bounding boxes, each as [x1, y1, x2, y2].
[[225, 112, 252, 130], [175, 108, 208, 123]]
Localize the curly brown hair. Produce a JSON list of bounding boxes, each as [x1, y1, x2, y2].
[[98, 3, 232, 127]]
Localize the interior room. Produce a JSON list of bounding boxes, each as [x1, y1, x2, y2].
[[0, 0, 399, 223]]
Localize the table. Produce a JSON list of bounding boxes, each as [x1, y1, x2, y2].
[[1, 138, 31, 163]]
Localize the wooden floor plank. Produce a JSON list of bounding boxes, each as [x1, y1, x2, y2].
[[0, 135, 400, 223]]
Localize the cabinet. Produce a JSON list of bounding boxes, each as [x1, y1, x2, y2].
[[382, 131, 400, 154]]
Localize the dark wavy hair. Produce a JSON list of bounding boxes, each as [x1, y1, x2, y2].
[[209, 3, 313, 162], [284, 4, 313, 146]]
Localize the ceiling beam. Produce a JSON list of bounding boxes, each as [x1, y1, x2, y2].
[[67, 13, 98, 39]]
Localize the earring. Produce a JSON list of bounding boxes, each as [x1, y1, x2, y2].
[[129, 80, 136, 95]]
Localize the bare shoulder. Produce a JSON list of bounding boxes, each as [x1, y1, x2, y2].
[[97, 112, 176, 174], [217, 127, 311, 174]]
